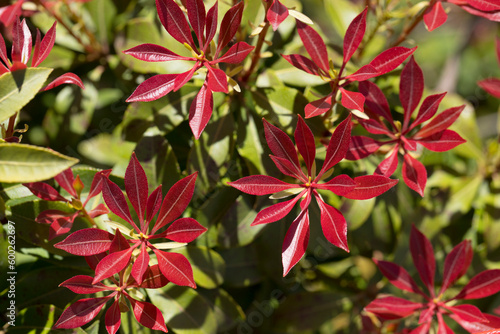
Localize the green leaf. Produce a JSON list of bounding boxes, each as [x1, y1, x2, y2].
[[174, 246, 225, 289], [199, 289, 245, 332], [78, 132, 135, 170], [0, 68, 53, 122], [7, 304, 61, 334], [220, 246, 263, 287], [343, 198, 376, 230], [0, 143, 78, 183], [237, 112, 265, 175], [85, 0, 117, 49], [324, 0, 361, 37]]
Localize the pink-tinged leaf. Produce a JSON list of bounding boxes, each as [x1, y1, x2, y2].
[[318, 115, 352, 178], [55, 228, 114, 255], [0, 1, 23, 28], [32, 21, 56, 67], [155, 0, 196, 49], [41, 73, 85, 91], [451, 313, 500, 333], [102, 178, 136, 226], [0, 34, 9, 67], [359, 118, 392, 135], [153, 173, 197, 234], [345, 135, 381, 160], [88, 203, 109, 218], [409, 225, 435, 296], [263, 118, 301, 169], [345, 64, 379, 81], [447, 304, 488, 323], [304, 93, 334, 118], [267, 0, 289, 31], [364, 296, 423, 320], [228, 175, 297, 195], [295, 115, 316, 174], [424, 1, 447, 31], [54, 297, 109, 329], [126, 74, 177, 102], [93, 247, 135, 284], [437, 313, 454, 334], [282, 54, 321, 76], [12, 19, 32, 65], [213, 42, 254, 64], [373, 259, 424, 295], [48, 212, 79, 240], [374, 146, 399, 177], [36, 210, 74, 225], [454, 269, 500, 300], [105, 301, 121, 334], [55, 168, 76, 197], [165, 217, 207, 243], [146, 185, 163, 224], [403, 137, 417, 151], [174, 64, 200, 91], [343, 175, 398, 200], [110, 229, 131, 253], [140, 265, 170, 289], [270, 155, 306, 180], [400, 56, 424, 129], [418, 129, 466, 152], [125, 152, 149, 227], [282, 210, 310, 276], [186, 0, 206, 47], [343, 8, 367, 65], [128, 298, 168, 332], [205, 63, 228, 93], [367, 46, 417, 75], [59, 275, 110, 294], [23, 182, 66, 202], [189, 82, 213, 139], [124, 43, 192, 62], [87, 170, 112, 200], [315, 197, 348, 252], [251, 193, 303, 226], [154, 249, 196, 288], [296, 21, 329, 73], [414, 105, 465, 139], [340, 88, 365, 112], [478, 78, 500, 98], [216, 1, 244, 55], [410, 92, 447, 129], [85, 252, 107, 271], [300, 189, 312, 211], [410, 322, 432, 334], [204, 1, 218, 48], [315, 174, 356, 196], [358, 81, 393, 122], [132, 244, 150, 285], [468, 0, 500, 11], [402, 154, 427, 196]]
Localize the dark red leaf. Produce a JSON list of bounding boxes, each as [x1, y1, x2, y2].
[[367, 46, 416, 75], [132, 244, 150, 285], [468, 0, 500, 11], [228, 175, 297, 195], [42, 73, 85, 91], [374, 146, 399, 177], [87, 170, 112, 200], [400, 56, 424, 129], [54, 228, 114, 255], [155, 0, 196, 49], [93, 247, 135, 284], [12, 19, 31, 65], [339, 88, 365, 112], [418, 129, 466, 152], [205, 63, 228, 92], [318, 115, 352, 178], [282, 210, 310, 276], [124, 43, 191, 62], [174, 64, 200, 91], [54, 297, 109, 329], [88, 203, 109, 218], [296, 21, 329, 73], [373, 259, 424, 295], [186, 0, 206, 47], [450, 313, 500, 333], [59, 275, 110, 294], [146, 185, 163, 224], [0, 1, 23, 28], [304, 93, 334, 118], [213, 42, 254, 64], [414, 105, 465, 139], [345, 135, 381, 160], [345, 64, 379, 81], [166, 217, 207, 243], [153, 173, 197, 233], [358, 119, 392, 135], [447, 304, 488, 323], [36, 210, 74, 225], [454, 269, 500, 300], [267, 0, 289, 31], [48, 212, 79, 240], [126, 74, 178, 102], [216, 1, 244, 55], [189, 82, 213, 139], [110, 229, 131, 253], [270, 155, 306, 180], [364, 296, 423, 320], [478, 78, 500, 98], [0, 34, 8, 67], [343, 8, 367, 65], [282, 54, 321, 76], [315, 197, 348, 252], [105, 301, 121, 334], [204, 1, 218, 48], [251, 193, 303, 226], [23, 182, 66, 202], [154, 249, 196, 288], [359, 81, 393, 122], [263, 118, 301, 169], [410, 92, 447, 129], [437, 313, 454, 334], [102, 178, 136, 226], [128, 298, 168, 332], [125, 152, 149, 227], [85, 252, 107, 271], [409, 225, 435, 296], [295, 115, 316, 174], [315, 174, 356, 196], [402, 154, 427, 196], [411, 322, 433, 334], [424, 1, 448, 31], [32, 21, 56, 67], [140, 265, 170, 289], [343, 175, 398, 200]]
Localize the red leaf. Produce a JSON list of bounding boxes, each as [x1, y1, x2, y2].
[[42, 72, 85, 91], [110, 229, 131, 253], [213, 42, 254, 64], [186, 0, 206, 47], [23, 182, 66, 202], [339, 88, 365, 112], [205, 63, 228, 92], [88, 203, 109, 218], [153, 173, 197, 233], [263, 118, 301, 169], [59, 275, 110, 294], [345, 135, 381, 160], [364, 296, 423, 320], [128, 298, 168, 332], [418, 129, 466, 152], [55, 169, 76, 197], [295, 115, 316, 174], [48, 212, 79, 240], [204, 1, 218, 48], [367, 46, 416, 75], [87, 170, 112, 200], [216, 1, 244, 55], [0, 34, 9, 67], [343, 175, 398, 200], [0, 1, 23, 28], [315, 197, 348, 252], [454, 269, 500, 300], [410, 92, 447, 129], [270, 155, 306, 180], [251, 194, 303, 226], [282, 54, 322, 76], [478, 78, 500, 98], [400, 56, 424, 129], [54, 297, 109, 329], [402, 154, 427, 196], [359, 81, 393, 123], [146, 185, 163, 224], [437, 313, 454, 334], [296, 21, 329, 73], [93, 247, 135, 284], [189, 82, 213, 139], [102, 178, 135, 226], [410, 322, 432, 334], [155, 0, 196, 49], [450, 313, 500, 333], [409, 225, 435, 296], [154, 249, 196, 288], [267, 0, 289, 31], [424, 1, 448, 31], [36, 210, 74, 224], [174, 65, 200, 91], [373, 259, 424, 295], [447, 304, 488, 323], [318, 115, 352, 178], [85, 252, 107, 271], [125, 152, 149, 227], [282, 210, 310, 276], [12, 19, 31, 65], [54, 228, 114, 255], [468, 0, 500, 11], [228, 175, 297, 195], [32, 21, 56, 67], [140, 265, 170, 289], [345, 64, 379, 81], [374, 146, 399, 177], [304, 93, 334, 118], [343, 8, 367, 65], [166, 217, 207, 243], [414, 105, 465, 139], [105, 301, 121, 334], [132, 244, 150, 285], [126, 74, 177, 102], [315, 174, 356, 196], [124, 43, 191, 62]]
